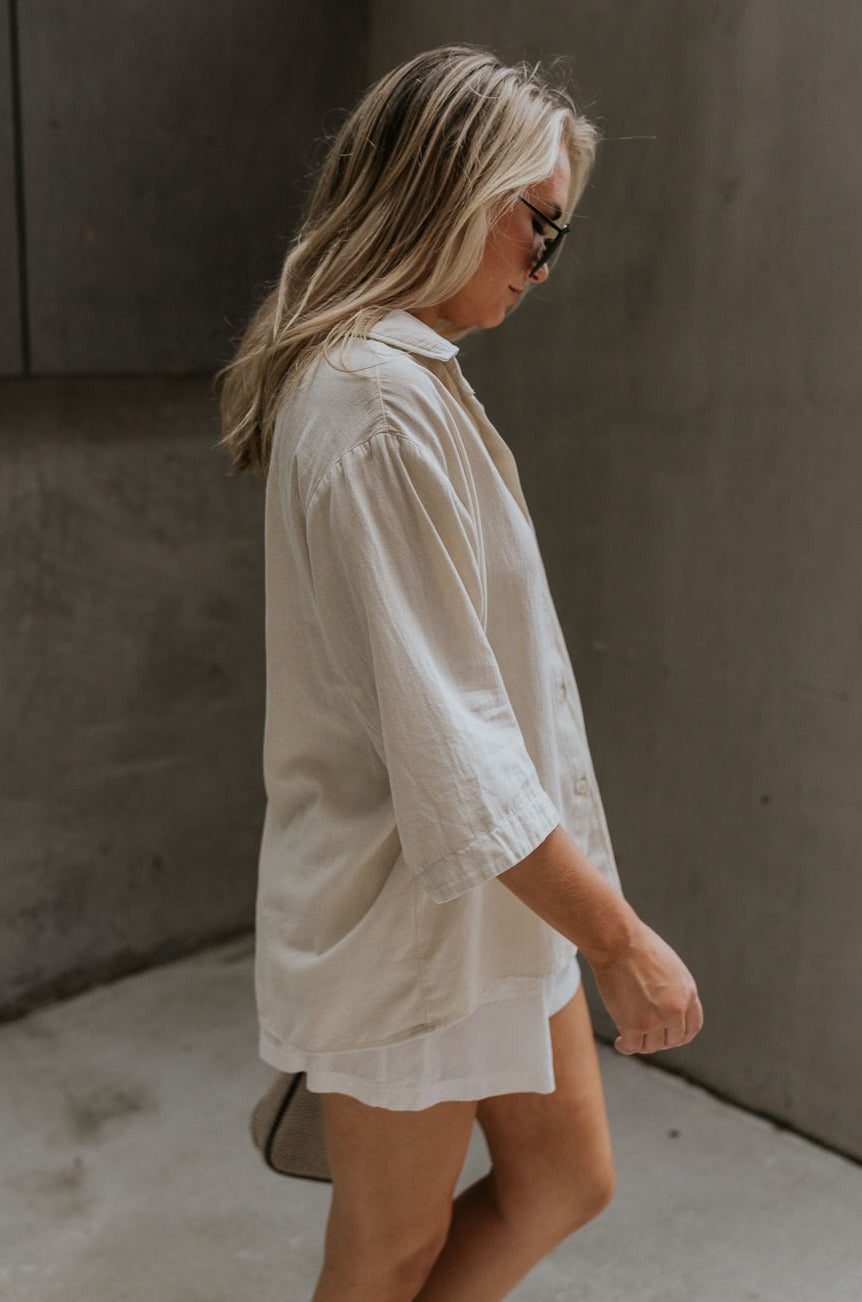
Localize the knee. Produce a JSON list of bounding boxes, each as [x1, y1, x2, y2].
[[494, 1154, 616, 1249], [385, 1205, 452, 1274], [358, 1232, 448, 1301], [583, 1157, 616, 1220], [321, 1207, 450, 1300], [401, 1216, 451, 1283], [558, 1155, 616, 1235]]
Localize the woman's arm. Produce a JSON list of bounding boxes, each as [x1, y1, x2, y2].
[[498, 824, 703, 1054]]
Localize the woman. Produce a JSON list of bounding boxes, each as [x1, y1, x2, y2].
[[218, 44, 703, 1302]]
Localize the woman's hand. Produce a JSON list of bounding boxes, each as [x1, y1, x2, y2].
[[589, 920, 704, 1054], [499, 825, 704, 1054]]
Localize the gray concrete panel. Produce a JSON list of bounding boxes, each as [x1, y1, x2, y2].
[[369, 5, 862, 1157], [0, 0, 23, 374], [1, 378, 264, 1016], [18, 1, 368, 372]]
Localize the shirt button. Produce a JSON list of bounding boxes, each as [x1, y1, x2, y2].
[[575, 776, 588, 795], [558, 680, 568, 701]]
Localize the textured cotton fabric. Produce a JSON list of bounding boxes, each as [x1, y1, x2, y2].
[[255, 309, 622, 1059], [261, 955, 583, 1110]]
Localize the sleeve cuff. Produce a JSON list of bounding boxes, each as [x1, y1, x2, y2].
[[414, 785, 560, 904]]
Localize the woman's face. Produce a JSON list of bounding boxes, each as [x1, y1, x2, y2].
[[412, 145, 572, 331]]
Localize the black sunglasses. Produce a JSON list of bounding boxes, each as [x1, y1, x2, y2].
[[517, 195, 570, 276]]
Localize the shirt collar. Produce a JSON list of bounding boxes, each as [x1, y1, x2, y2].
[[365, 309, 460, 361]]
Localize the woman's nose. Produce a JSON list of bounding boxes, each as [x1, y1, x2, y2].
[[529, 261, 551, 285]]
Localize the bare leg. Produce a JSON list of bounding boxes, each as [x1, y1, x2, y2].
[[415, 983, 615, 1301], [310, 1091, 477, 1302]]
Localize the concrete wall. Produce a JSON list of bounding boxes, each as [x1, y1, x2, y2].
[[8, 0, 367, 373], [1, 380, 264, 1015], [1, 4, 368, 1013], [369, 5, 862, 1157]]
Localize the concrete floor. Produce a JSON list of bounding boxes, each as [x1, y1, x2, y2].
[[1, 936, 859, 1302]]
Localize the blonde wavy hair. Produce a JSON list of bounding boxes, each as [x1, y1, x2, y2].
[[215, 45, 598, 476]]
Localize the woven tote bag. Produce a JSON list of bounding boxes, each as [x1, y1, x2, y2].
[[250, 1071, 332, 1182]]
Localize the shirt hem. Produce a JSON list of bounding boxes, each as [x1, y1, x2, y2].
[[258, 952, 580, 1062]]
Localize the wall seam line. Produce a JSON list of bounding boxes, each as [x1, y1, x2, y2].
[[7, 0, 30, 373]]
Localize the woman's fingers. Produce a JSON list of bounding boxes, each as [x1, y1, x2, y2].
[[642, 1028, 672, 1054], [614, 993, 703, 1056], [614, 1027, 671, 1055], [684, 993, 704, 1044], [614, 1030, 644, 1055]]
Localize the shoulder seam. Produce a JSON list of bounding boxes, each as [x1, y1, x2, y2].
[[306, 425, 446, 513]]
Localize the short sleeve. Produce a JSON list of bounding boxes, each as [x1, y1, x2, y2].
[[305, 428, 559, 903]]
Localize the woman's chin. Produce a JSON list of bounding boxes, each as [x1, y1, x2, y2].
[[478, 303, 509, 329]]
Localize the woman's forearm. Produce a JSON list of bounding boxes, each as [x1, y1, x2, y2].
[[497, 823, 638, 966], [498, 822, 703, 1055]]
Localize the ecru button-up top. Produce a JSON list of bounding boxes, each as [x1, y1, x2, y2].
[[255, 309, 622, 1056]]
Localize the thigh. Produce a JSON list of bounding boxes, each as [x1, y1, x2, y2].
[[475, 983, 615, 1233], [320, 1091, 478, 1253]]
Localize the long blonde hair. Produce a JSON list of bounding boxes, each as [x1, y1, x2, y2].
[[215, 45, 598, 476]]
